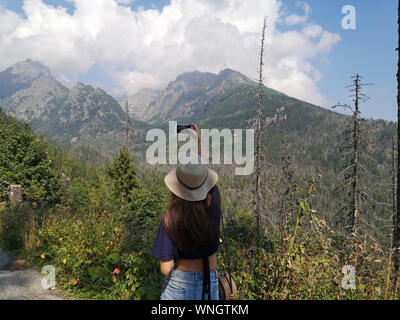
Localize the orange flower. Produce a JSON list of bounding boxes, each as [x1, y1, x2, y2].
[[37, 240, 41, 245], [113, 268, 120, 275], [40, 254, 45, 259]]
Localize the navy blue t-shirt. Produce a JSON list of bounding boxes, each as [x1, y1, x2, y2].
[[151, 185, 221, 261]]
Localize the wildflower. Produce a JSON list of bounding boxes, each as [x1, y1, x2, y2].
[[113, 268, 120, 275], [40, 254, 45, 259], [138, 251, 143, 256], [63, 258, 67, 264], [37, 240, 41, 245], [69, 278, 78, 286]]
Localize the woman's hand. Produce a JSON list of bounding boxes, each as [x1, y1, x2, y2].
[[188, 123, 206, 161], [188, 123, 201, 141]]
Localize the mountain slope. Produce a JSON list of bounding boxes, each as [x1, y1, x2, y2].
[[125, 88, 161, 119], [140, 68, 284, 122], [133, 68, 393, 173], [0, 60, 149, 154]]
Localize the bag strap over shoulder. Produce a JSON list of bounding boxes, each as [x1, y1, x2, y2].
[[202, 244, 211, 300], [220, 210, 234, 294]]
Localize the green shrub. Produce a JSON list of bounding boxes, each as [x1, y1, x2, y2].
[[0, 109, 61, 206]]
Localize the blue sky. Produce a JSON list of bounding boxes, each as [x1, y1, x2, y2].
[[280, 0, 397, 121], [2, 0, 171, 14], [1, 0, 398, 121]]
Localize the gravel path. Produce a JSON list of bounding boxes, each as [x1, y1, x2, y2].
[[0, 251, 67, 300]]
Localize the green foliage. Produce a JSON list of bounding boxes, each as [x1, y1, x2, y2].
[[106, 147, 139, 208], [66, 178, 91, 213], [0, 108, 61, 206], [0, 207, 36, 251], [0, 142, 167, 300]]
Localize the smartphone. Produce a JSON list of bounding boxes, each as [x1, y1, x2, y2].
[[177, 124, 192, 133]]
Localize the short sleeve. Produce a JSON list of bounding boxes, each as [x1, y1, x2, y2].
[[151, 215, 180, 261]]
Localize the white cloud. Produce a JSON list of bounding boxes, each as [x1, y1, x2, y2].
[[0, 0, 341, 106], [115, 0, 135, 5], [284, 1, 311, 26]]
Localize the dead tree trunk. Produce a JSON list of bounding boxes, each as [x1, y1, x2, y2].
[[394, 0, 400, 285], [123, 100, 135, 155], [255, 17, 267, 236], [124, 100, 130, 148], [9, 184, 22, 209], [350, 74, 361, 235], [392, 135, 397, 248], [332, 74, 372, 236]]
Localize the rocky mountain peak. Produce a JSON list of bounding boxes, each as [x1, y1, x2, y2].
[[217, 68, 252, 84], [10, 59, 51, 79], [73, 82, 90, 90], [0, 60, 129, 149], [69, 82, 94, 97], [0, 59, 61, 100]]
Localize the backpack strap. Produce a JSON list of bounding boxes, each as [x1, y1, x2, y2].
[[221, 210, 233, 294], [202, 244, 211, 300]]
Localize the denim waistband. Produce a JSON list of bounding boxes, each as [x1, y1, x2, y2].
[[169, 268, 217, 281]]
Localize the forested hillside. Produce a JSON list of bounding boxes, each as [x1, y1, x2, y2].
[[0, 105, 398, 300]]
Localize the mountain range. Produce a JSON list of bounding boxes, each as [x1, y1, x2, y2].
[[0, 60, 148, 153], [0, 59, 397, 235], [0, 60, 396, 173], [127, 68, 285, 124]]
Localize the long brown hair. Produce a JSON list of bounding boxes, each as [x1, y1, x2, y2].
[[164, 188, 216, 253]]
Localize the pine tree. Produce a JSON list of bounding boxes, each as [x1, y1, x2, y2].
[[106, 147, 139, 207]]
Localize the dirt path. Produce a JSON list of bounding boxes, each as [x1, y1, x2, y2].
[[0, 251, 67, 300]]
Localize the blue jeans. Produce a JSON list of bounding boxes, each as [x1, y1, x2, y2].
[[161, 268, 219, 300]]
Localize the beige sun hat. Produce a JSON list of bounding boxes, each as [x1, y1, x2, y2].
[[165, 154, 218, 202]]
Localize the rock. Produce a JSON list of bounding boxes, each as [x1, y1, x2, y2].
[[0, 251, 12, 270]]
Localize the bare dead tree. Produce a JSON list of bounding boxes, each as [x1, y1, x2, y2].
[[392, 135, 397, 249], [394, 0, 400, 285], [332, 74, 373, 236], [255, 17, 267, 237], [124, 100, 135, 153]]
